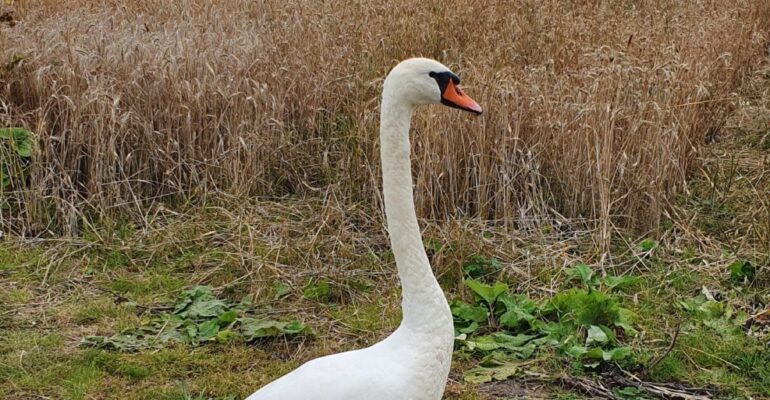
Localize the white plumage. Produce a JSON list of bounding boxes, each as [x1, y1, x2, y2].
[[246, 58, 481, 400]]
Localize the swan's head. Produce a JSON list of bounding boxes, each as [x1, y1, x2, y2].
[[383, 57, 482, 114]]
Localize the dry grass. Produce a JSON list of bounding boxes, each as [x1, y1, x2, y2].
[[1, 0, 769, 247]]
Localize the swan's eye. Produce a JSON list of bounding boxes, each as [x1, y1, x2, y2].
[[428, 71, 437, 78]]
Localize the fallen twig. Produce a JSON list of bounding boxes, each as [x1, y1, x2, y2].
[[612, 369, 713, 400], [646, 320, 682, 373], [559, 374, 617, 399]]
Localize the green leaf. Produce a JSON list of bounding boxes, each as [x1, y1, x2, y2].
[[602, 347, 631, 361], [586, 325, 609, 345], [81, 333, 145, 352], [0, 127, 26, 141], [457, 321, 479, 335], [0, 128, 35, 157], [548, 288, 620, 328], [492, 332, 536, 348], [566, 345, 588, 358], [567, 263, 599, 289], [182, 298, 228, 319], [197, 319, 220, 340], [185, 323, 198, 340], [614, 386, 651, 400], [728, 260, 755, 283], [240, 318, 306, 341], [463, 367, 494, 384], [462, 333, 536, 358], [217, 310, 237, 326], [240, 318, 284, 339], [462, 255, 502, 279], [15, 141, 32, 157], [80, 285, 309, 351], [498, 293, 538, 329], [174, 286, 228, 319], [463, 362, 519, 384], [273, 281, 292, 299], [451, 300, 489, 323], [615, 307, 638, 337], [465, 279, 508, 305], [603, 275, 638, 291], [583, 347, 605, 360], [282, 320, 307, 335]]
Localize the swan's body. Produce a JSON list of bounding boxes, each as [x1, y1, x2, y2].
[[246, 58, 481, 400]]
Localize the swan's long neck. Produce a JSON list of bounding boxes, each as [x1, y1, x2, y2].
[[380, 86, 452, 335]]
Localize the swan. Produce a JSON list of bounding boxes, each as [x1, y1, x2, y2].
[[246, 58, 482, 400]]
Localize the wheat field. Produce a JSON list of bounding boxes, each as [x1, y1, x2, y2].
[[2, 2, 770, 399], [1, 0, 768, 239]]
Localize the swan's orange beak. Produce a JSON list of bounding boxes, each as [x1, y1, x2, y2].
[[441, 80, 482, 115]]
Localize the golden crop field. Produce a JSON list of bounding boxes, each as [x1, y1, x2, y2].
[[1, 0, 766, 236]]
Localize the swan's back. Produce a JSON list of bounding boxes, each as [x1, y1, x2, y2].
[[246, 328, 449, 400]]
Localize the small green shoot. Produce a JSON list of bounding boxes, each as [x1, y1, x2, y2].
[[728, 260, 756, 284]]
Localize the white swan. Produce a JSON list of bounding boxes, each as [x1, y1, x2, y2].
[[246, 58, 482, 400]]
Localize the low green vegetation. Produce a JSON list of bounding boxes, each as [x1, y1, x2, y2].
[[0, 127, 34, 193], [453, 265, 638, 384], [82, 286, 308, 351]]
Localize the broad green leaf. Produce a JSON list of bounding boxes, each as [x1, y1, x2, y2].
[[185, 324, 198, 340], [728, 260, 755, 283], [450, 300, 488, 323], [463, 367, 494, 384], [174, 286, 227, 319], [465, 279, 508, 305], [567, 263, 598, 289], [218, 310, 238, 325], [463, 333, 536, 358], [15, 140, 32, 157], [180, 297, 228, 319], [583, 347, 604, 360], [479, 351, 509, 367], [457, 321, 479, 335], [462, 362, 518, 384], [490, 363, 518, 381], [602, 347, 631, 361], [197, 319, 220, 340], [240, 318, 286, 339], [586, 325, 609, 345], [498, 293, 538, 329], [282, 320, 307, 335], [462, 255, 502, 279], [240, 318, 306, 340], [80, 285, 307, 352], [567, 345, 603, 360], [699, 300, 726, 320], [566, 345, 588, 358], [615, 308, 638, 336], [491, 332, 536, 348], [0, 127, 31, 143]]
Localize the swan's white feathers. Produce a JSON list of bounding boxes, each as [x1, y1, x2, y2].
[[246, 58, 460, 400]]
